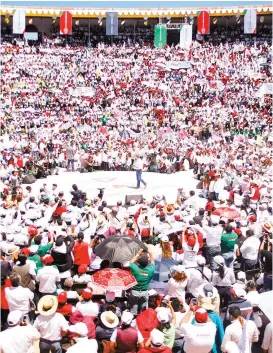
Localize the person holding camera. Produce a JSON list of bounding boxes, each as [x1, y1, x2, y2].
[[0, 310, 40, 353], [259, 229, 272, 291]]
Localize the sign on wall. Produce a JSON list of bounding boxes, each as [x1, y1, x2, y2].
[[60, 11, 72, 35], [244, 9, 257, 34], [180, 24, 192, 48], [106, 12, 118, 35], [197, 10, 210, 35], [154, 25, 167, 49]]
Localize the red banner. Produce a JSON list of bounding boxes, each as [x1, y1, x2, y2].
[[60, 11, 72, 35], [197, 11, 210, 35]]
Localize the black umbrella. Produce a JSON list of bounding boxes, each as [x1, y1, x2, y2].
[[94, 235, 147, 264]]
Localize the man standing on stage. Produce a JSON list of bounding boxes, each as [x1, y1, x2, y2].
[[133, 154, 147, 189]]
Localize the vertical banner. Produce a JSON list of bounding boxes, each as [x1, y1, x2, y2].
[[197, 10, 210, 35], [60, 11, 72, 35], [154, 25, 167, 49], [244, 9, 257, 34], [180, 24, 192, 48], [13, 9, 25, 34], [106, 12, 118, 35]]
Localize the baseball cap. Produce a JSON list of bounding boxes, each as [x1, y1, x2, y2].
[[69, 322, 88, 337], [173, 265, 185, 273], [42, 255, 54, 265], [203, 283, 214, 297], [82, 288, 93, 300], [7, 310, 23, 326], [230, 288, 247, 299], [151, 329, 165, 346], [237, 271, 246, 281], [57, 292, 67, 304], [157, 310, 169, 323], [195, 308, 208, 323], [121, 311, 134, 325], [214, 255, 225, 266]]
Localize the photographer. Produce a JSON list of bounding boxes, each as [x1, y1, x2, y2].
[[259, 229, 272, 291], [0, 310, 40, 353]]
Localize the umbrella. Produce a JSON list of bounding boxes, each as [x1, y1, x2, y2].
[[94, 235, 147, 264], [153, 259, 178, 282], [212, 207, 240, 219], [258, 291, 272, 322], [91, 268, 137, 290]]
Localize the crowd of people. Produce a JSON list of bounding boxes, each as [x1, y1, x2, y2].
[[0, 27, 272, 353]]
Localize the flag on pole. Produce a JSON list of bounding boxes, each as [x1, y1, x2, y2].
[[244, 9, 257, 34], [180, 24, 192, 48], [197, 10, 210, 35], [154, 25, 167, 49], [13, 9, 25, 34]]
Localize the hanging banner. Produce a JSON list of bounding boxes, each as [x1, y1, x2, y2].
[[154, 25, 167, 49], [180, 24, 192, 48], [244, 9, 257, 34], [60, 11, 72, 35], [106, 12, 118, 35], [197, 10, 210, 35], [13, 9, 25, 34]]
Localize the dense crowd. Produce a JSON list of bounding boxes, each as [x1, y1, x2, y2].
[[0, 35, 272, 353]]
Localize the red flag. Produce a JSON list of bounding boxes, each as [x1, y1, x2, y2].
[[197, 11, 210, 35], [60, 11, 72, 35]]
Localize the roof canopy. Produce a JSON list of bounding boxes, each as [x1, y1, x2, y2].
[[1, 5, 272, 18]]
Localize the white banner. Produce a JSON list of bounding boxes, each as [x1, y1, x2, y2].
[[68, 87, 95, 97], [244, 9, 257, 34], [167, 61, 192, 70], [13, 9, 25, 34], [180, 24, 192, 49], [255, 83, 273, 97]]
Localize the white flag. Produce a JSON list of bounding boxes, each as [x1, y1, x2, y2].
[[180, 24, 192, 49], [13, 9, 25, 34], [244, 9, 257, 34]]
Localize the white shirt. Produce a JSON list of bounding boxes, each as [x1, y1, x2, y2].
[[34, 312, 69, 341], [66, 338, 98, 353], [180, 322, 216, 353], [75, 301, 100, 317], [221, 319, 259, 353], [185, 267, 212, 298], [262, 322, 272, 353], [167, 277, 188, 301], [36, 266, 60, 293], [240, 237, 260, 261], [133, 158, 143, 170], [246, 291, 260, 307], [212, 268, 235, 287], [182, 242, 200, 268], [5, 286, 34, 314], [0, 325, 40, 353], [203, 225, 222, 247]]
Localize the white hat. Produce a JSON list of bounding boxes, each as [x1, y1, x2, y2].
[[7, 310, 23, 326], [29, 245, 39, 254], [69, 322, 88, 337], [157, 310, 169, 323], [121, 311, 134, 325], [130, 200, 136, 206], [6, 234, 14, 243], [214, 255, 225, 266], [100, 311, 119, 329], [151, 329, 165, 346], [173, 265, 185, 273], [196, 255, 206, 266], [232, 288, 247, 299], [160, 234, 169, 242], [211, 215, 220, 225], [237, 271, 246, 281]]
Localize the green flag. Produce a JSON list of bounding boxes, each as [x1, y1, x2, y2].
[[154, 25, 167, 49]]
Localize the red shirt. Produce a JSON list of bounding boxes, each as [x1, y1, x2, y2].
[[72, 241, 91, 265], [205, 201, 215, 211], [1, 277, 11, 309]]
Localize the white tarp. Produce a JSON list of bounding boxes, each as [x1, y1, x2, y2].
[[256, 83, 273, 97], [69, 86, 95, 97]]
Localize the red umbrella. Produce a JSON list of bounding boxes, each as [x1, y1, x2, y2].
[[91, 268, 137, 290], [212, 207, 240, 219]]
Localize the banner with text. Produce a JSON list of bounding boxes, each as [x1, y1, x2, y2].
[[106, 12, 118, 35], [13, 9, 25, 34], [180, 24, 192, 48], [60, 11, 72, 35], [154, 25, 167, 49], [244, 9, 257, 34], [197, 10, 210, 35]]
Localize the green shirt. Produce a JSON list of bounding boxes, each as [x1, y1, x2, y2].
[[29, 254, 43, 274], [162, 324, 175, 348], [221, 232, 238, 253], [130, 262, 155, 291], [31, 242, 52, 256]]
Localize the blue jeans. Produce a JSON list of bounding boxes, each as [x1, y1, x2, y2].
[[136, 169, 146, 188], [40, 340, 62, 353], [129, 289, 149, 315], [264, 274, 272, 291], [222, 251, 235, 268], [67, 159, 75, 171]]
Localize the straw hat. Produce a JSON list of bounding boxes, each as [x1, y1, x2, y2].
[[37, 295, 58, 316], [100, 311, 119, 328]]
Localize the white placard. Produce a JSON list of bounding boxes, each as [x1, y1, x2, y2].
[[180, 24, 192, 49], [13, 9, 25, 34]]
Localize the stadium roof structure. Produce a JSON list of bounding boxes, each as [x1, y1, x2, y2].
[[0, 4, 272, 18]]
